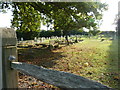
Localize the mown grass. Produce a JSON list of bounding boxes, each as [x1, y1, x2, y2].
[[18, 38, 119, 89]]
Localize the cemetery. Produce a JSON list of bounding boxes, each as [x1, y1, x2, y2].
[[0, 1, 119, 90], [0, 28, 119, 89]]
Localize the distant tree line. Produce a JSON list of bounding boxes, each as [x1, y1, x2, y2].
[[16, 28, 116, 40], [39, 29, 89, 38]]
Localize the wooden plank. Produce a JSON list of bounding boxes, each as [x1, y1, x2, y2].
[[11, 62, 112, 89]]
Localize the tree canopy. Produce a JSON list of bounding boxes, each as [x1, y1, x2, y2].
[[0, 2, 107, 40]]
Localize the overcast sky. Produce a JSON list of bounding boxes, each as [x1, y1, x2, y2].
[[99, 0, 119, 31], [0, 1, 119, 31]]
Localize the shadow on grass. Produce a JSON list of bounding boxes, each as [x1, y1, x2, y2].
[[106, 39, 119, 89], [18, 46, 66, 68]]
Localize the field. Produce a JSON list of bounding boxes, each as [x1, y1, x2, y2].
[[18, 38, 119, 89]]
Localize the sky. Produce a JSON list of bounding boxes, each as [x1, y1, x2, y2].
[[0, 1, 119, 31], [99, 0, 119, 31], [0, 9, 13, 28]]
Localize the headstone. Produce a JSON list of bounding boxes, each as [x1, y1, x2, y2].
[[41, 37, 44, 42], [56, 36, 58, 39], [21, 37, 23, 41], [34, 37, 37, 42]]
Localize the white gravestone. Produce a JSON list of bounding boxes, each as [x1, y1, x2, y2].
[[21, 37, 23, 41]]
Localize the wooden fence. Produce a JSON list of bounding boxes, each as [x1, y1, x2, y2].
[[0, 28, 113, 89]]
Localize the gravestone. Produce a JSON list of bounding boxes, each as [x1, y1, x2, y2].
[[34, 37, 37, 42], [21, 37, 23, 41], [0, 28, 18, 89]]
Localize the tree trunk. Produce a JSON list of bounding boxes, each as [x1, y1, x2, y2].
[[65, 35, 69, 45], [75, 36, 78, 43]]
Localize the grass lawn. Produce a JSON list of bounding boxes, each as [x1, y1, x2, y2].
[[18, 38, 119, 89]]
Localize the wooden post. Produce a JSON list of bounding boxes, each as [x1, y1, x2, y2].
[[0, 28, 18, 89], [0, 28, 2, 89]]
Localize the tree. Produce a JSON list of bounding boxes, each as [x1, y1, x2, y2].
[[1, 2, 107, 42], [117, 18, 120, 37], [48, 2, 107, 44], [113, 12, 120, 37], [11, 3, 41, 40], [39, 30, 54, 37], [89, 30, 101, 36]]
